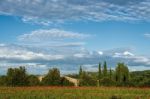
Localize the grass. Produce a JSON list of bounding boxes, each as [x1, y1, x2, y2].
[[0, 87, 150, 99]]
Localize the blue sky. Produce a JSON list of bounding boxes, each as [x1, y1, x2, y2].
[[0, 0, 150, 74]]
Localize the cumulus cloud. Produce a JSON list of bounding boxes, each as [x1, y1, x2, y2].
[[0, 0, 150, 25], [113, 51, 134, 58], [0, 27, 149, 74], [18, 29, 89, 42], [0, 62, 49, 75], [0, 44, 64, 62], [144, 33, 150, 38], [1, 0, 150, 74], [0, 43, 150, 74]]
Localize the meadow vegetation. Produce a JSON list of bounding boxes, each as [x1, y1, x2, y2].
[[0, 61, 150, 98], [0, 87, 150, 99], [0, 61, 150, 87]]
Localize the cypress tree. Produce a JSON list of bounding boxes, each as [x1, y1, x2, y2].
[[103, 61, 107, 77], [98, 63, 102, 86], [109, 67, 112, 80], [79, 65, 83, 79], [98, 63, 102, 80], [116, 63, 121, 82]]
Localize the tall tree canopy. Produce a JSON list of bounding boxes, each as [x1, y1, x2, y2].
[[103, 61, 107, 77], [115, 63, 129, 83], [79, 65, 83, 79], [6, 67, 28, 86], [42, 68, 61, 86]]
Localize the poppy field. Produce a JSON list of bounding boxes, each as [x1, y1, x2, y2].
[[0, 87, 150, 99]]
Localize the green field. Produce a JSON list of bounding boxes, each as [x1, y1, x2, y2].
[[0, 87, 150, 99]]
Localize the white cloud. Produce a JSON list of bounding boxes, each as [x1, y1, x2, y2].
[[0, 62, 49, 75], [133, 56, 150, 65], [0, 43, 5, 47], [0, 0, 150, 25], [18, 29, 89, 42], [98, 51, 103, 55], [74, 53, 87, 58], [0, 43, 150, 74], [123, 51, 134, 56], [53, 42, 85, 47], [22, 17, 53, 26], [144, 33, 150, 38], [113, 51, 134, 58], [0, 44, 64, 62], [128, 66, 150, 71]]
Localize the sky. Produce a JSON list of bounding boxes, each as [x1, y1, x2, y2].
[[0, 0, 150, 74]]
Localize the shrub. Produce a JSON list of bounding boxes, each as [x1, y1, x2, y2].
[[79, 72, 97, 86], [42, 68, 61, 86], [100, 77, 115, 86], [0, 76, 7, 86], [28, 75, 40, 86]]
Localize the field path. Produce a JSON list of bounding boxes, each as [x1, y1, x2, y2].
[[64, 76, 79, 87], [38, 75, 79, 87]]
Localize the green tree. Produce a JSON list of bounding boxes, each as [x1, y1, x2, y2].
[[115, 63, 129, 84], [79, 65, 83, 79], [42, 68, 61, 86], [103, 61, 107, 77], [100, 77, 115, 86], [97, 63, 102, 86], [98, 63, 102, 80], [79, 71, 97, 86], [28, 75, 40, 86], [6, 67, 28, 86], [109, 67, 112, 80], [0, 76, 7, 86]]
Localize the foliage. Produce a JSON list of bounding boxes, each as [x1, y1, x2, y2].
[[27, 75, 40, 86], [79, 71, 97, 86], [109, 68, 112, 80], [79, 65, 83, 79], [42, 68, 61, 86], [98, 62, 102, 80], [115, 63, 129, 83], [103, 61, 107, 77], [6, 67, 28, 86], [1, 61, 150, 87], [130, 70, 150, 87], [0, 76, 6, 86], [100, 77, 115, 86]]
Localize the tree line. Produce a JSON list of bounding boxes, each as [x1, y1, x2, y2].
[[78, 61, 130, 86], [0, 61, 150, 87], [78, 61, 150, 87], [0, 67, 74, 86]]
